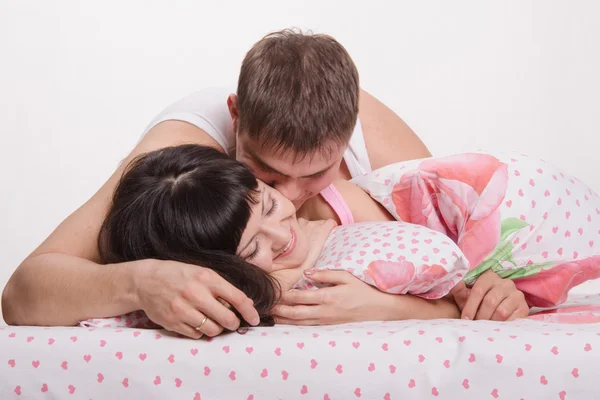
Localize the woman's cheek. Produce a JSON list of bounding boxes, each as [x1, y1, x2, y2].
[[253, 254, 274, 272]]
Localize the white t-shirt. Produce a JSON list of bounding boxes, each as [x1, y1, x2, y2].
[[141, 86, 372, 178]]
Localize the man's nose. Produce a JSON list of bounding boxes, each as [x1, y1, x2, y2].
[[275, 181, 303, 202]]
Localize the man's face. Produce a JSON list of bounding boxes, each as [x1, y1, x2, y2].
[[236, 133, 345, 209]]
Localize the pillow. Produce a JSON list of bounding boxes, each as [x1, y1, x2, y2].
[[351, 152, 600, 307], [293, 221, 470, 299]]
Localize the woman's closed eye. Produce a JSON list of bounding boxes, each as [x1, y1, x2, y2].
[[247, 238, 260, 260], [266, 195, 277, 216]]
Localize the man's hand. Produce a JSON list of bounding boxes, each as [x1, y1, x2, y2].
[[134, 260, 260, 338], [451, 270, 529, 321]]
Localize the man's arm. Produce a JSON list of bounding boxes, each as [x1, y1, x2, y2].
[[359, 89, 432, 169], [2, 121, 257, 333]]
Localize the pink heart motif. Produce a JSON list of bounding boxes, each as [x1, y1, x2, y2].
[[584, 343, 592, 351], [506, 200, 512, 207], [8, 332, 15, 338], [443, 360, 450, 368], [354, 388, 361, 397], [491, 388, 499, 398], [99, 340, 107, 347], [389, 364, 396, 373], [404, 340, 411, 346], [301, 385, 308, 395], [336, 364, 343, 374], [468, 354, 476, 363], [431, 387, 439, 396], [27, 336, 34, 342], [496, 354, 503, 364], [408, 379, 416, 388], [458, 336, 466, 342], [174, 378, 182, 388], [138, 353, 147, 361], [540, 375, 548, 385], [229, 371, 236, 381], [68, 385, 76, 394], [384, 393, 391, 400], [190, 348, 198, 356], [41, 383, 48, 392], [328, 341, 336, 348], [368, 363, 375, 372], [352, 342, 360, 349], [261, 368, 268, 378], [435, 337, 443, 343], [525, 344, 532, 351], [462, 379, 469, 389], [246, 347, 254, 354], [61, 361, 68, 370], [282, 370, 289, 380], [418, 354, 425, 363], [8, 359, 15, 368], [133, 331, 141, 337], [274, 347, 282, 355], [572, 368, 579, 378], [153, 376, 161, 385], [551, 346, 559, 355], [204, 366, 211, 376], [97, 373, 104, 383], [115, 351, 123, 360], [193, 393, 201, 400], [122, 378, 129, 388], [70, 336, 78, 342], [560, 391, 567, 400], [311, 359, 318, 369], [297, 342, 305, 349], [84, 355, 91, 363], [14, 386, 21, 396], [48, 338, 55, 345], [516, 368, 524, 377]]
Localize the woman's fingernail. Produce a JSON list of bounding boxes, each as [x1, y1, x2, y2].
[[252, 317, 260, 326], [304, 270, 314, 276], [462, 315, 471, 320]]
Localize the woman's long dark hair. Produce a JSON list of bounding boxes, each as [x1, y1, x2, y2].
[[98, 144, 279, 326]]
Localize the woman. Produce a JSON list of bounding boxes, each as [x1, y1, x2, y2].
[[98, 144, 530, 334]]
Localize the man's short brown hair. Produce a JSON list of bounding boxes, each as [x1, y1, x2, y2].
[[236, 29, 360, 159]]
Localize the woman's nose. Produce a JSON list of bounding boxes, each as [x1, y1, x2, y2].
[[262, 221, 291, 250]]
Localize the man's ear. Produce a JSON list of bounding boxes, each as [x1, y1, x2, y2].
[[227, 94, 239, 134]]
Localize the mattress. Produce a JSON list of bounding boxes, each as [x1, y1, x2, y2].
[[2, 294, 600, 400]]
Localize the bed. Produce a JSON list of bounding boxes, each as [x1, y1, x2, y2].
[[2, 293, 600, 400]]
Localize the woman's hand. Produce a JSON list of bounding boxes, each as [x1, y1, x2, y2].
[[133, 259, 260, 338], [272, 270, 397, 325], [450, 270, 529, 321]]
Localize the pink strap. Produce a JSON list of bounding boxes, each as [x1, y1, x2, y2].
[[319, 184, 354, 225]]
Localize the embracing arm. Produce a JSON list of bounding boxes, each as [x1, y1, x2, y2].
[[272, 270, 460, 326], [2, 121, 257, 332], [359, 89, 431, 169]]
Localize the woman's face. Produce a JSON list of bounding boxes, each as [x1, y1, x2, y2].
[[236, 180, 310, 273]]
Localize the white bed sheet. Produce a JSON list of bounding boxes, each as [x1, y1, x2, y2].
[[2, 295, 600, 400]]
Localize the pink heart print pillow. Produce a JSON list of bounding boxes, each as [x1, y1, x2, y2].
[[293, 221, 470, 299], [351, 152, 600, 307]]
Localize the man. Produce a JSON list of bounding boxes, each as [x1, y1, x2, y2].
[[2, 29, 521, 337]]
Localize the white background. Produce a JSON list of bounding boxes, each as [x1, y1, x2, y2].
[[1, 1, 599, 323]]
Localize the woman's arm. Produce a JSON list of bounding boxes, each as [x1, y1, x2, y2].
[[2, 121, 259, 334], [359, 89, 432, 169], [272, 270, 460, 326]]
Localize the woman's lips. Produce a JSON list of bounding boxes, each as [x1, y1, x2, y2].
[[274, 228, 296, 260]]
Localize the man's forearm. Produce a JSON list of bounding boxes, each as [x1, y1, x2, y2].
[[2, 253, 141, 326]]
